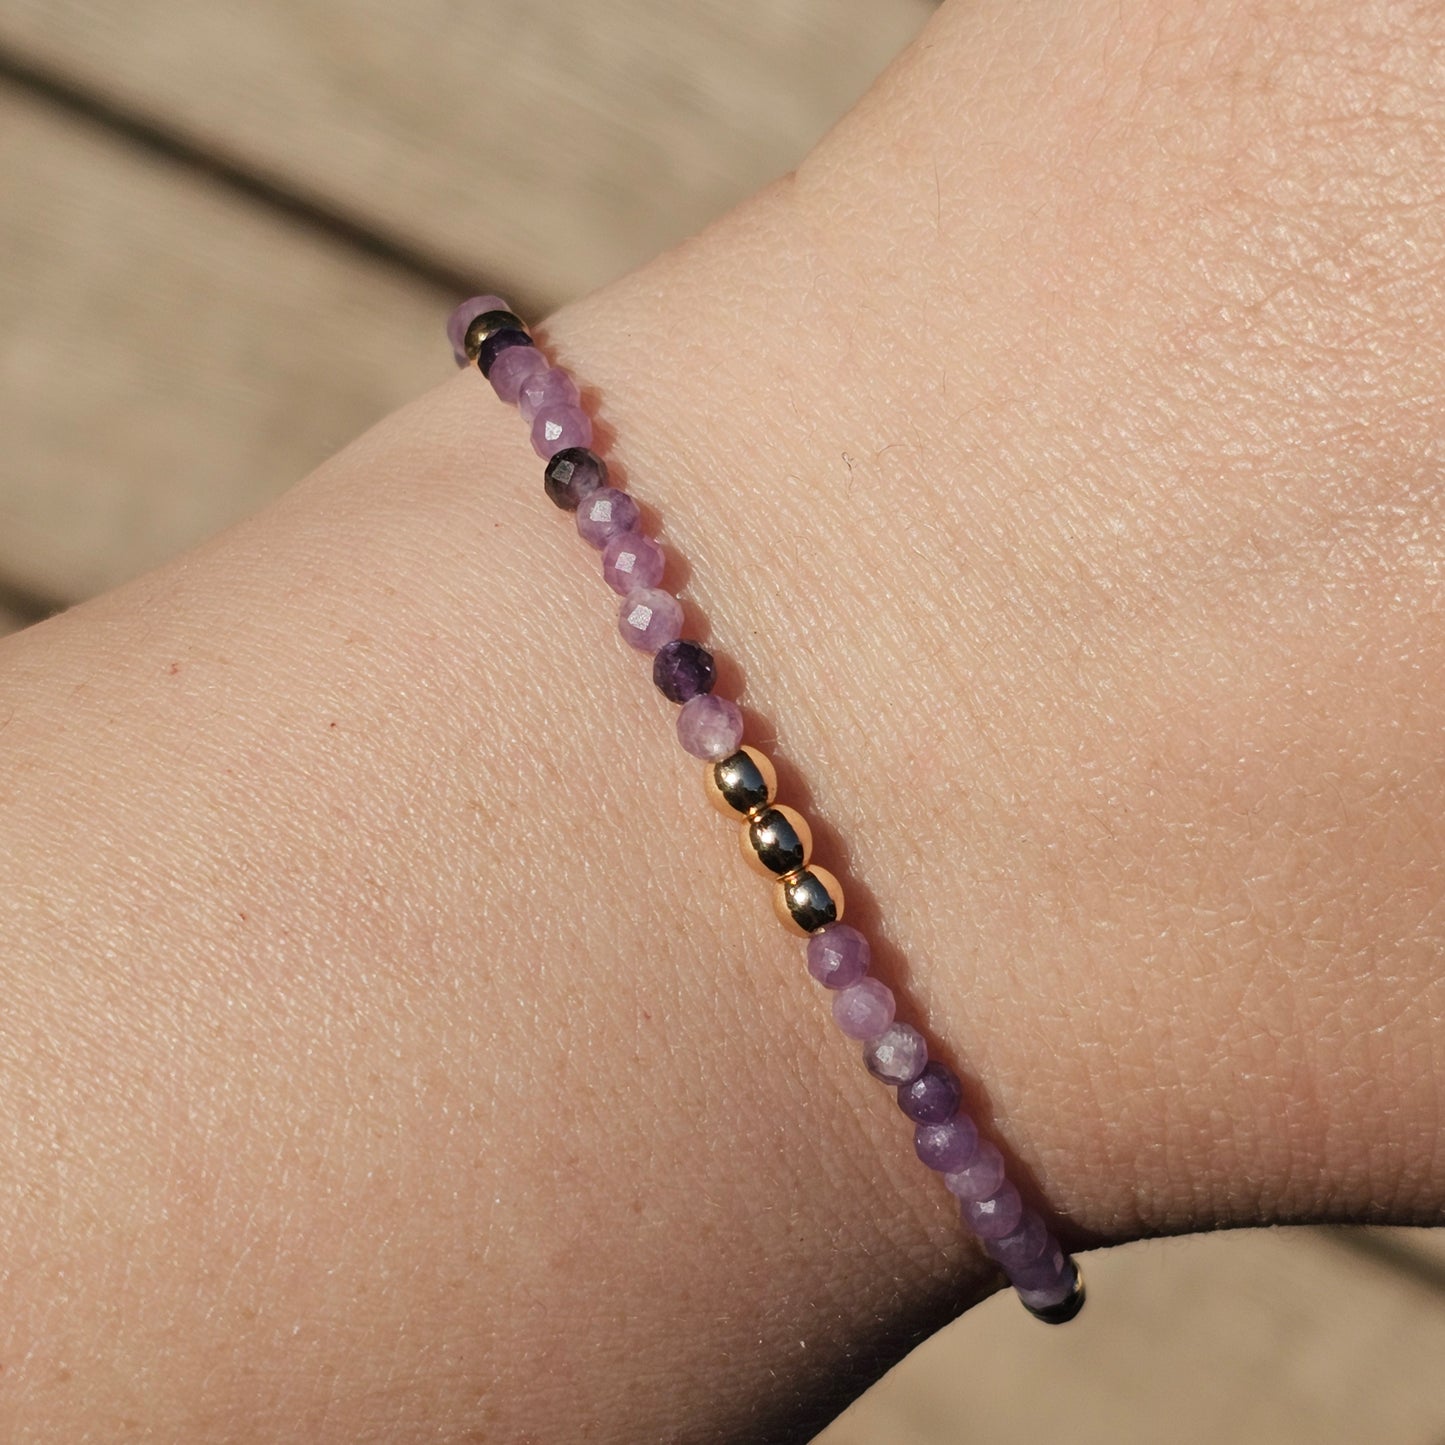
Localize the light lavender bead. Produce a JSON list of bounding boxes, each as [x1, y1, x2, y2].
[[618, 588, 684, 653], [944, 1138, 1006, 1200], [676, 695, 743, 761], [984, 1210, 1050, 1271], [962, 1181, 1023, 1241], [531, 402, 592, 458], [576, 488, 640, 549], [602, 532, 665, 595], [862, 1023, 927, 1084], [447, 294, 508, 365], [1005, 1238, 1068, 1292], [914, 1115, 979, 1173], [518, 365, 581, 423], [488, 343, 547, 403], [831, 978, 895, 1041], [806, 923, 869, 990]]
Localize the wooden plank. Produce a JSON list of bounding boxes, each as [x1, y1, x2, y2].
[[0, 0, 935, 305], [0, 84, 449, 600], [816, 1230, 1445, 1445]]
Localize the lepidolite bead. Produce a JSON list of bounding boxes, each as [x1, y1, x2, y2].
[[863, 1023, 927, 1084], [478, 328, 533, 378], [944, 1138, 1005, 1200], [962, 1181, 1024, 1240], [914, 1115, 979, 1172], [897, 1061, 962, 1124], [576, 488, 640, 549], [602, 531, 665, 593], [545, 447, 608, 511], [1010, 1241, 1070, 1294], [531, 402, 592, 458], [490, 343, 547, 403], [831, 978, 895, 1040], [984, 1211, 1050, 1271], [805, 923, 869, 989], [677, 694, 743, 760], [519, 365, 581, 423], [447, 294, 508, 365], [618, 588, 683, 653], [652, 638, 715, 703]]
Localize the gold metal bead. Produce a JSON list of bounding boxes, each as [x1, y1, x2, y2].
[[462, 307, 528, 362], [741, 805, 812, 878], [704, 745, 777, 819], [772, 865, 844, 936], [1022, 1264, 1086, 1325]]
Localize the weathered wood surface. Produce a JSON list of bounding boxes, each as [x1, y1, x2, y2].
[[0, 84, 450, 599], [0, 0, 936, 303], [818, 1230, 1445, 1445]]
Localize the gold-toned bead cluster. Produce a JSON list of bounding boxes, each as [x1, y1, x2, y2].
[[704, 745, 845, 936]]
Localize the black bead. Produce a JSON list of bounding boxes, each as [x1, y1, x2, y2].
[[477, 328, 533, 378], [652, 639, 716, 703], [543, 447, 608, 510], [746, 807, 808, 876], [710, 750, 773, 817], [463, 309, 528, 362]]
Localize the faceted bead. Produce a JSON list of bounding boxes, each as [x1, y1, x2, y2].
[[984, 1210, 1050, 1271], [446, 295, 509, 365], [618, 588, 683, 653], [478, 328, 533, 378], [914, 1115, 979, 1173], [831, 978, 895, 1040], [545, 447, 608, 511], [944, 1139, 1006, 1200], [677, 694, 744, 761], [962, 1181, 1023, 1241], [805, 923, 869, 989], [897, 1061, 962, 1124], [773, 866, 844, 935], [652, 639, 715, 703], [602, 531, 665, 594], [576, 488, 640, 549], [741, 805, 811, 877], [532, 402, 592, 458], [705, 747, 777, 819], [863, 1023, 928, 1084], [1012, 1244, 1071, 1298], [489, 343, 547, 404], [519, 365, 581, 423]]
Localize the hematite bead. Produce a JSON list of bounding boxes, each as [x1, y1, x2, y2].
[[544, 447, 608, 510], [653, 639, 715, 703], [477, 328, 534, 378], [463, 308, 528, 362], [741, 805, 811, 878], [704, 746, 776, 819], [773, 865, 843, 936], [448, 295, 508, 365]]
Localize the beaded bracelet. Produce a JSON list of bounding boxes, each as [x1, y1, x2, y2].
[[446, 295, 1085, 1323]]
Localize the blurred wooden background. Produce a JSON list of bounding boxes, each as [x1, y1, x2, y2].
[[0, 2, 1442, 1439]]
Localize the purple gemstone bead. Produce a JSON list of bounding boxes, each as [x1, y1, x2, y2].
[[447, 295, 508, 365], [545, 447, 608, 511], [863, 1023, 927, 1084], [602, 531, 665, 594], [984, 1210, 1050, 1271], [576, 488, 640, 549], [962, 1181, 1023, 1241], [897, 1061, 962, 1124], [479, 329, 532, 378], [914, 1115, 979, 1173], [518, 365, 581, 423], [944, 1139, 1005, 1200], [531, 402, 592, 458], [676, 695, 743, 761], [652, 639, 715, 703], [618, 588, 683, 653], [805, 923, 870, 990], [1012, 1248, 1073, 1303], [831, 978, 895, 1041], [488, 342, 547, 403]]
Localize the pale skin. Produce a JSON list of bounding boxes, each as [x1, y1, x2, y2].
[[1, 0, 1442, 1438]]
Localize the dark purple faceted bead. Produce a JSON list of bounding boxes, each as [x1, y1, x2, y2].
[[477, 328, 533, 378], [897, 1061, 963, 1124], [914, 1115, 979, 1173], [544, 447, 608, 510], [652, 639, 715, 704], [1011, 1242, 1070, 1296]]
